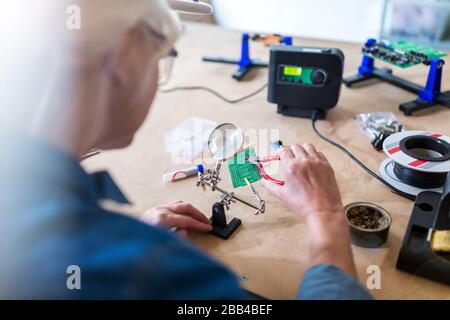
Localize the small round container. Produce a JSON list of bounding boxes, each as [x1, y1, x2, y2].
[[344, 202, 392, 248]]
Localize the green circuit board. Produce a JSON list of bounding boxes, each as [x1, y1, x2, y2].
[[362, 40, 447, 68], [227, 148, 262, 188]]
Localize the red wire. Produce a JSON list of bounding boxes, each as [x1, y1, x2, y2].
[[259, 155, 281, 163], [258, 164, 284, 186]]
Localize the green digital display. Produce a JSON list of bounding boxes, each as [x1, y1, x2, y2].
[[283, 65, 302, 76], [279, 64, 314, 85]]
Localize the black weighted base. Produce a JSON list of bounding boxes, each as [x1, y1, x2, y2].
[[210, 202, 241, 240], [202, 55, 268, 81], [400, 98, 441, 116], [343, 68, 450, 116], [343, 68, 392, 88], [211, 218, 242, 240]]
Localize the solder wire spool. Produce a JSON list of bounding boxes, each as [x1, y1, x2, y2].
[[380, 131, 450, 197]]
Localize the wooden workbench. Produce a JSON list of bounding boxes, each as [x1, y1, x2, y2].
[[84, 23, 450, 299]]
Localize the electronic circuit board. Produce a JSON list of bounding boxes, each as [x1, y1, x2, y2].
[[252, 33, 284, 46], [228, 148, 262, 188], [362, 40, 447, 68]]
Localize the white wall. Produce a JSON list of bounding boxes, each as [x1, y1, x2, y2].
[[212, 0, 385, 43]]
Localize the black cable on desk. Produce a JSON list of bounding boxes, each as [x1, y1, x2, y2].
[[310, 110, 415, 201], [159, 83, 268, 104]]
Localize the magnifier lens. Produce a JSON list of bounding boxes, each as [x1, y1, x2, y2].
[[208, 123, 244, 161]]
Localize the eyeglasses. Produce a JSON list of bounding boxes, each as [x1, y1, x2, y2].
[[142, 23, 179, 86], [159, 47, 178, 86]]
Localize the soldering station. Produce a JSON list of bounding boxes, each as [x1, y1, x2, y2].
[[160, 4, 450, 288], [268, 45, 344, 119]]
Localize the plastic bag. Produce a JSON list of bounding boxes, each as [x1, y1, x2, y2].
[[354, 112, 405, 150], [164, 117, 217, 160]]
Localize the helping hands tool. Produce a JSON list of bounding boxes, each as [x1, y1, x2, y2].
[[196, 123, 267, 239]]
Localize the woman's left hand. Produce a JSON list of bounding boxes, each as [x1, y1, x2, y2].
[[141, 201, 212, 237]]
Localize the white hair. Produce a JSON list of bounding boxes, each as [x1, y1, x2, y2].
[[0, 0, 179, 129], [72, 0, 180, 56]]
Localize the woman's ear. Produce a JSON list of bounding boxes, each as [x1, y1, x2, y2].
[[105, 23, 156, 87]]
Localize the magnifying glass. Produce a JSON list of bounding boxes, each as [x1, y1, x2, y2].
[[208, 123, 244, 162]]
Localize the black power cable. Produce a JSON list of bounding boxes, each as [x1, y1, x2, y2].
[[160, 83, 268, 104], [310, 110, 415, 201]]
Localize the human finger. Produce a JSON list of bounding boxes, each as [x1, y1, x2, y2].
[[291, 144, 308, 158], [278, 146, 294, 162], [168, 202, 211, 225], [160, 213, 213, 232], [303, 143, 319, 158]]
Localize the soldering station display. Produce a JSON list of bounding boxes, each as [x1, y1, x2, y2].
[[278, 65, 317, 85]]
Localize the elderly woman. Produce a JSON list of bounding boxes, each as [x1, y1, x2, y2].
[[0, 0, 371, 299]]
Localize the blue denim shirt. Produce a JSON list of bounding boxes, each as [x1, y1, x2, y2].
[[0, 134, 372, 299]]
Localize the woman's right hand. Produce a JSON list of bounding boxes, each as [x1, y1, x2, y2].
[[261, 143, 356, 277], [261, 143, 345, 223]]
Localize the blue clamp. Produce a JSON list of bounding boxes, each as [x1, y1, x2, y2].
[[357, 38, 376, 76], [203, 33, 293, 81], [418, 59, 444, 103]]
